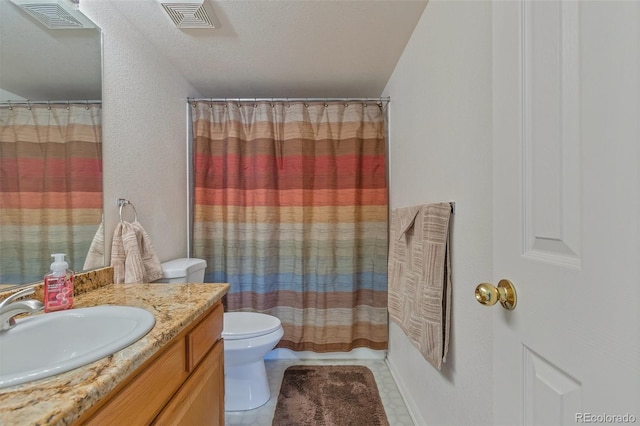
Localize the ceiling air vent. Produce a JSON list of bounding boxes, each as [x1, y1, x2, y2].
[[160, 1, 219, 29], [10, 0, 95, 29]]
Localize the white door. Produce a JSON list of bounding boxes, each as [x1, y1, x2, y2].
[[491, 1, 640, 424]]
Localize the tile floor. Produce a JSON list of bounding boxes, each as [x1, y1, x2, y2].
[[224, 358, 414, 426]]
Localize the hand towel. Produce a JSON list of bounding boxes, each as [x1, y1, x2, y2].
[[387, 202, 452, 370], [111, 220, 163, 284], [83, 221, 105, 270]]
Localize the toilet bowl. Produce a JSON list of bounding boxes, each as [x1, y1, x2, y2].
[[154, 258, 283, 412], [222, 312, 284, 411]]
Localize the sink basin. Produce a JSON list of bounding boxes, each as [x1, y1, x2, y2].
[[0, 305, 155, 389]]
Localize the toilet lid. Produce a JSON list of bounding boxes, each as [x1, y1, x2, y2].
[[222, 312, 282, 340]]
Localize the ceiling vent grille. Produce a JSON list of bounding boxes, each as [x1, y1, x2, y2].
[[161, 2, 218, 29], [19, 4, 83, 29], [10, 0, 95, 29]]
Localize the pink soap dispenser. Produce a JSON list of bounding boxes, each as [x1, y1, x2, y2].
[[44, 253, 74, 313]]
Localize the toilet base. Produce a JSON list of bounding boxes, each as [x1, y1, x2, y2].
[[224, 359, 271, 411]]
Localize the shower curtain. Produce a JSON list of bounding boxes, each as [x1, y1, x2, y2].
[[191, 100, 388, 352], [0, 104, 102, 284]]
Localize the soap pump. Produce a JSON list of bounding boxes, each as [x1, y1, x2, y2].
[[44, 253, 74, 312]]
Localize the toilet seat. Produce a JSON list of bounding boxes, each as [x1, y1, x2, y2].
[[223, 312, 282, 340]]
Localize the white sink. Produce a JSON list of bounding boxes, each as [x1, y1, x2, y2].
[[0, 305, 155, 389]]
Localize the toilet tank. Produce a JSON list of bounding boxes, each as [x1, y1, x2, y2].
[[155, 258, 207, 284]]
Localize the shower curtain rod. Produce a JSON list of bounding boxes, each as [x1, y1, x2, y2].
[[0, 100, 101, 107], [188, 97, 390, 104]]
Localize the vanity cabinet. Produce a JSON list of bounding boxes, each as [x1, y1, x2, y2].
[[77, 302, 224, 425]]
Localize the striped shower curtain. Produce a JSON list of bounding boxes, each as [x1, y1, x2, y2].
[[191, 100, 388, 352], [0, 104, 102, 284]]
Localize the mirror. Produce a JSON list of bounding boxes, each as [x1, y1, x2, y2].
[[0, 0, 103, 289]]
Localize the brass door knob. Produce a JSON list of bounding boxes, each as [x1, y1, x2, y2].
[[475, 279, 517, 310]]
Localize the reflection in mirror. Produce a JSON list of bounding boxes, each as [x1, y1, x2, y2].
[[0, 0, 103, 289]]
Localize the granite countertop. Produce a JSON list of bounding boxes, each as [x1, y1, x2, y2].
[[0, 282, 229, 426]]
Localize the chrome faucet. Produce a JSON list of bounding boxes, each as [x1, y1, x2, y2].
[[0, 287, 44, 331]]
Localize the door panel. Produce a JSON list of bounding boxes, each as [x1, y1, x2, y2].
[[523, 0, 581, 267], [523, 346, 581, 425]]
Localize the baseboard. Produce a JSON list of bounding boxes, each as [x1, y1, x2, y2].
[[265, 348, 387, 360], [385, 357, 427, 426]]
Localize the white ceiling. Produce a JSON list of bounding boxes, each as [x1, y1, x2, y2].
[[1, 0, 428, 101]]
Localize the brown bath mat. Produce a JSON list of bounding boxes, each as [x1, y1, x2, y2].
[[272, 365, 389, 426]]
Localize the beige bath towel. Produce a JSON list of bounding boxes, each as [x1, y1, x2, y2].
[[111, 221, 163, 284], [388, 203, 452, 370]]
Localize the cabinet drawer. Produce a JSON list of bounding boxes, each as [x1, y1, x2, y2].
[[186, 302, 223, 372], [86, 339, 187, 425]]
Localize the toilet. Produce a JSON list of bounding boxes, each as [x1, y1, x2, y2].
[[155, 258, 284, 412], [222, 311, 284, 411]]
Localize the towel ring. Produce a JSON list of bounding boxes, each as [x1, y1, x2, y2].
[[117, 198, 138, 223]]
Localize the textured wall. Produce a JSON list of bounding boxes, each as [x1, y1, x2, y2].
[[382, 1, 494, 424], [81, 1, 198, 263]]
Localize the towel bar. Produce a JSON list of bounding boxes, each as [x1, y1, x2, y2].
[[117, 198, 138, 223]]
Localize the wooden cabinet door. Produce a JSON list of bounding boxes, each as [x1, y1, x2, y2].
[[85, 339, 187, 425], [153, 340, 224, 426]]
